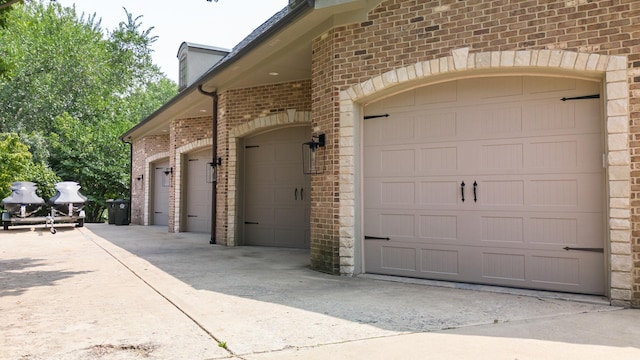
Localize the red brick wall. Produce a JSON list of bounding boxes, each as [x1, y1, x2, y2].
[[333, 0, 638, 87], [310, 30, 341, 274], [131, 134, 169, 225]]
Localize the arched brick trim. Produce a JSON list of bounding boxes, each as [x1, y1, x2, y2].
[[227, 109, 311, 246], [143, 152, 169, 226], [174, 138, 213, 232], [339, 49, 631, 305]]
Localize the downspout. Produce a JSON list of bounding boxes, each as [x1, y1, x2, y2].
[[198, 85, 218, 244], [122, 137, 133, 224]]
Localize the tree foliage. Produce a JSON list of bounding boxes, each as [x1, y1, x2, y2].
[[0, 1, 177, 221], [0, 133, 59, 200]]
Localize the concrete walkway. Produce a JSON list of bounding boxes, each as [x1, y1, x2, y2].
[[1, 223, 639, 359]]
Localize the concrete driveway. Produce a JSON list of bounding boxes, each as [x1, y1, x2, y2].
[[1, 223, 639, 359]]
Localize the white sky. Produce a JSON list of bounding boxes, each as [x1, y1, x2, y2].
[[55, 0, 289, 83]]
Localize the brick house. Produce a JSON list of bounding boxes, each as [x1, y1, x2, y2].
[[121, 0, 640, 307]]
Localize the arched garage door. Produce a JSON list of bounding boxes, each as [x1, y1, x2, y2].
[[184, 148, 213, 233], [243, 126, 311, 248], [363, 76, 605, 295], [151, 159, 170, 226]]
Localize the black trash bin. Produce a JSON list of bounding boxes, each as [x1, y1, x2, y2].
[[106, 199, 115, 224], [113, 199, 130, 226]]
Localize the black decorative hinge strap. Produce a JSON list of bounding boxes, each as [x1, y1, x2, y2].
[[563, 246, 604, 253], [365, 235, 390, 241], [364, 114, 390, 120], [560, 94, 600, 101]]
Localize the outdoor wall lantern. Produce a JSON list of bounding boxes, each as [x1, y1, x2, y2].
[[207, 157, 222, 183], [302, 133, 326, 175], [134, 174, 144, 190], [160, 168, 173, 187]]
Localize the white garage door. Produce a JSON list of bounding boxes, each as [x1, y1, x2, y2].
[[243, 126, 311, 248], [363, 76, 605, 295], [185, 148, 213, 233], [152, 159, 170, 226]]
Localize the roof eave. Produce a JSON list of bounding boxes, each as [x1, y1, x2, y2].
[[120, 0, 315, 142]]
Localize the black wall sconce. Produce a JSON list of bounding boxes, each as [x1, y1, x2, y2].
[[161, 167, 173, 187], [302, 133, 326, 175], [134, 174, 144, 190], [206, 157, 222, 183]]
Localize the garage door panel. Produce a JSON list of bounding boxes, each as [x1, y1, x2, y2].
[[419, 181, 458, 206], [246, 165, 275, 183], [417, 112, 457, 139], [528, 212, 602, 247], [463, 137, 601, 176], [381, 245, 418, 272], [462, 77, 523, 100], [525, 76, 577, 94], [527, 174, 603, 210], [523, 102, 576, 133], [527, 140, 577, 169], [365, 178, 461, 208], [274, 186, 299, 204], [244, 206, 274, 225], [479, 106, 524, 136], [274, 207, 305, 226], [246, 185, 275, 205], [379, 213, 416, 238], [364, 76, 604, 295], [530, 255, 580, 286], [465, 211, 602, 250], [470, 174, 602, 212], [419, 214, 458, 241], [379, 182, 416, 205], [275, 142, 301, 162], [481, 144, 524, 170], [380, 149, 416, 175], [480, 216, 524, 244], [480, 180, 525, 206], [383, 115, 416, 141], [481, 252, 526, 281], [275, 165, 306, 183], [421, 248, 460, 275], [365, 209, 469, 245], [246, 143, 274, 164], [419, 146, 458, 172], [415, 81, 458, 105]]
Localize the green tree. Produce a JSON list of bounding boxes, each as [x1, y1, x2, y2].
[[0, 2, 113, 132], [0, 133, 59, 200], [47, 113, 130, 221], [0, 1, 177, 221]]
